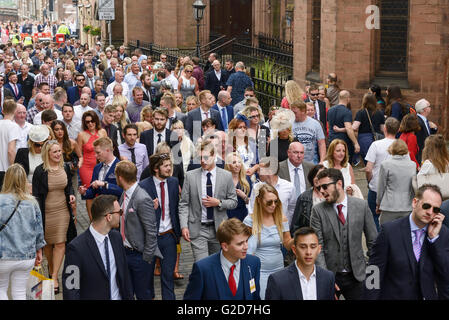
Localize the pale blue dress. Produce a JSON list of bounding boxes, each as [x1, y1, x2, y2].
[[243, 215, 289, 300]]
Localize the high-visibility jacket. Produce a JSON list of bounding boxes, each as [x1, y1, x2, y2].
[[57, 24, 70, 36], [23, 36, 33, 45], [11, 34, 19, 44]]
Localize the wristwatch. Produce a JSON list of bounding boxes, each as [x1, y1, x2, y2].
[[104, 181, 108, 189], [218, 200, 223, 209]]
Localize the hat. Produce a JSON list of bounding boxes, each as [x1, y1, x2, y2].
[[28, 125, 50, 143], [415, 99, 430, 113]]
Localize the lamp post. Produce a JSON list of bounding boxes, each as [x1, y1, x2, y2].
[[192, 0, 206, 59]]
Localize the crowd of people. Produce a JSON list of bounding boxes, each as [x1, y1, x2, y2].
[[0, 19, 449, 301]]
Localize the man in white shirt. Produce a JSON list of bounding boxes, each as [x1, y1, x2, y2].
[[14, 103, 32, 150], [33, 94, 63, 124], [106, 70, 129, 99], [124, 62, 142, 95], [0, 100, 20, 188], [364, 117, 400, 232], [73, 93, 94, 122], [249, 156, 296, 223], [265, 227, 335, 300]]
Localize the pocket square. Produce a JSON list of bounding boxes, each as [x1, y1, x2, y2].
[[128, 208, 135, 213]]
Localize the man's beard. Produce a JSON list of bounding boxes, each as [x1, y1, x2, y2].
[[326, 188, 339, 204]]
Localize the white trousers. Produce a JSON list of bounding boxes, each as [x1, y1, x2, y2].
[[0, 259, 35, 300]]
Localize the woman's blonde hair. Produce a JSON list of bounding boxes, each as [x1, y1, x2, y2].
[[284, 80, 304, 105], [241, 105, 263, 122], [171, 120, 195, 157], [252, 183, 284, 243], [41, 140, 64, 171], [65, 59, 75, 73], [224, 152, 250, 195], [422, 134, 449, 174], [112, 101, 128, 129], [1, 164, 35, 201], [326, 139, 349, 168]]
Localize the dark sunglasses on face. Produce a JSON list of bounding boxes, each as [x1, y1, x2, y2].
[[317, 181, 337, 191], [34, 142, 44, 148], [421, 202, 441, 214], [265, 199, 279, 206], [85, 119, 94, 124], [310, 93, 319, 96]]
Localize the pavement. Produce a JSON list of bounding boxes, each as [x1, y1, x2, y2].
[[42, 162, 369, 300]]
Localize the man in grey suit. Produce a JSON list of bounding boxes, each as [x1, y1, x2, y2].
[[277, 142, 315, 198], [179, 139, 238, 262], [310, 168, 377, 300], [115, 160, 162, 300]]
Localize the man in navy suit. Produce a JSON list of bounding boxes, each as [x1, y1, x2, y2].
[[139, 153, 181, 300], [365, 184, 449, 300], [4, 72, 24, 102], [63, 195, 134, 300], [304, 84, 327, 131], [265, 227, 335, 300], [67, 73, 87, 105], [205, 60, 229, 100], [415, 99, 438, 164], [79, 137, 123, 200], [211, 90, 233, 132], [140, 107, 178, 157], [184, 90, 223, 142], [184, 218, 261, 300]]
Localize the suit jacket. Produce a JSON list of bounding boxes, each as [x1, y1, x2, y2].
[[211, 103, 234, 128], [416, 116, 437, 165], [277, 159, 314, 190], [184, 252, 261, 300], [205, 69, 229, 99], [82, 158, 123, 200], [62, 229, 134, 300], [4, 82, 23, 101], [365, 217, 449, 300], [67, 86, 83, 105], [57, 80, 75, 91], [0, 87, 14, 108], [179, 167, 238, 239], [103, 67, 116, 84], [265, 263, 335, 300], [119, 184, 162, 263], [139, 128, 178, 157], [310, 196, 378, 282], [184, 107, 224, 142], [139, 176, 181, 241], [305, 98, 327, 129], [14, 148, 31, 175]]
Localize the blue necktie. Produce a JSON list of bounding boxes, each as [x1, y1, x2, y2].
[[426, 119, 431, 135], [206, 172, 214, 220], [221, 108, 228, 130]]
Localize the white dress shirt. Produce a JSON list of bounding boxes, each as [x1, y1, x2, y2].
[[73, 104, 94, 122], [200, 106, 211, 121], [287, 159, 306, 194], [33, 108, 63, 124], [122, 182, 138, 248], [220, 251, 240, 289], [214, 69, 222, 81], [15, 121, 32, 150], [89, 224, 122, 300], [201, 166, 217, 222], [63, 118, 82, 140], [295, 261, 317, 300], [153, 129, 166, 154], [153, 176, 173, 234], [314, 100, 321, 121]]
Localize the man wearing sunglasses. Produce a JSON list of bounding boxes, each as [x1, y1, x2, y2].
[[365, 184, 449, 300], [63, 195, 134, 300], [310, 168, 377, 300], [304, 84, 327, 130]]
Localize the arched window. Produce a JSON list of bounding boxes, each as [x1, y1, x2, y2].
[[378, 0, 409, 76]]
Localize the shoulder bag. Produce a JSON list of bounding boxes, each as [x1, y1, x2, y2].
[[0, 200, 21, 232], [365, 109, 384, 141]]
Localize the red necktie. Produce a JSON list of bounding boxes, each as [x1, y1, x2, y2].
[[160, 181, 165, 221], [204, 112, 209, 119], [337, 204, 346, 225], [229, 265, 237, 296], [121, 193, 126, 241], [13, 84, 18, 97]]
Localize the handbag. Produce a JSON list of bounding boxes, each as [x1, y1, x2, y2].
[[365, 109, 384, 141], [26, 265, 55, 300], [0, 200, 21, 232], [412, 173, 449, 200]]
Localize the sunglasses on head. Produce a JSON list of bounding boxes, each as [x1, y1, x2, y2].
[[317, 181, 337, 191], [265, 199, 279, 206], [421, 202, 441, 214]]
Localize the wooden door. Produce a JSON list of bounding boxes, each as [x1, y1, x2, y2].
[[210, 0, 252, 41]]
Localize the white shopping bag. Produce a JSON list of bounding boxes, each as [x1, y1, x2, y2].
[[26, 266, 55, 300]]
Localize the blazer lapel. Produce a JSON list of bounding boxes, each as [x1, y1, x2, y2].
[[324, 203, 341, 246], [315, 266, 324, 300], [196, 170, 203, 204], [213, 169, 221, 198], [212, 253, 229, 299], [86, 229, 109, 280], [400, 218, 417, 276], [286, 263, 303, 299]]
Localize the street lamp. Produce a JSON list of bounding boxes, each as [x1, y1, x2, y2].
[[192, 0, 206, 59]]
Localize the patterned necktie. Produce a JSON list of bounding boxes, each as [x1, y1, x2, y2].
[[204, 111, 209, 119], [206, 172, 213, 220], [229, 265, 237, 296], [129, 147, 136, 164], [102, 164, 109, 181], [413, 229, 425, 262], [160, 181, 165, 221], [294, 167, 302, 198], [337, 204, 345, 225]]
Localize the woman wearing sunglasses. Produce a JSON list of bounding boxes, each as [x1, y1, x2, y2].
[[377, 139, 417, 225], [14, 125, 52, 185], [243, 183, 294, 299]]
